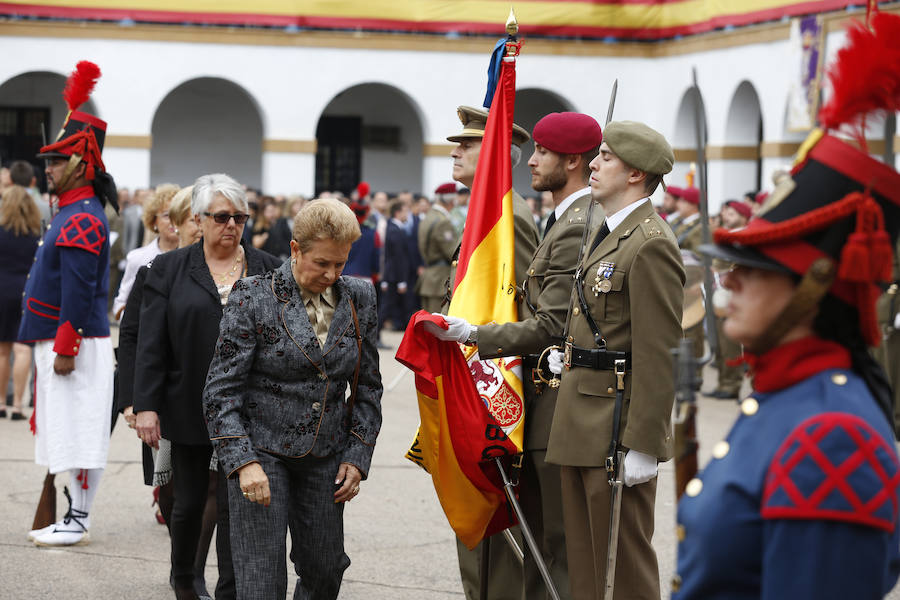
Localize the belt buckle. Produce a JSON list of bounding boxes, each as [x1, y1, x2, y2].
[[614, 358, 626, 391], [563, 338, 573, 371]]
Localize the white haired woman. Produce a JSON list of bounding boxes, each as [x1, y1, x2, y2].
[[204, 198, 383, 599], [134, 174, 281, 600]]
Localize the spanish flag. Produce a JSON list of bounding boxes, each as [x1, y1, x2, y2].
[[397, 37, 525, 548]]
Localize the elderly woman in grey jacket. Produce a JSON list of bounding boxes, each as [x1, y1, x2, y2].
[[203, 198, 382, 600]]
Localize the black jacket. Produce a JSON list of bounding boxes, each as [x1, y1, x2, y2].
[[133, 240, 281, 445]]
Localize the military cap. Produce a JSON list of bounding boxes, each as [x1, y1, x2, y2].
[[447, 105, 531, 146], [532, 112, 603, 154], [434, 182, 457, 195], [603, 120, 674, 175]]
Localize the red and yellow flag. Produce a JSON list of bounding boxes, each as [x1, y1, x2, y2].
[[397, 39, 525, 548]]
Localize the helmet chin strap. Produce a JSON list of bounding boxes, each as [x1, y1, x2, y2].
[[54, 153, 84, 195], [746, 257, 836, 355]]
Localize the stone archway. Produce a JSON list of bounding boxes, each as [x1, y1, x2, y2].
[[723, 80, 763, 197], [671, 87, 708, 190], [0, 71, 99, 189], [151, 77, 263, 189], [316, 83, 424, 196], [513, 88, 575, 196]]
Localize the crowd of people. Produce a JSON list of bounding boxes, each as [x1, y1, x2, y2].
[[5, 17, 900, 598]]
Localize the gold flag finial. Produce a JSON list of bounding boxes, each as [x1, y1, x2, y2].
[[506, 7, 518, 36]]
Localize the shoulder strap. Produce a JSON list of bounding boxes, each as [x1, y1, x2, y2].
[[347, 295, 363, 415]]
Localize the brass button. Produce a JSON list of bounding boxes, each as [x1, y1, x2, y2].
[[676, 524, 686, 541], [77, 328, 83, 334], [831, 373, 848, 386], [624, 229, 630, 235], [712, 441, 730, 459], [451, 260, 458, 267], [574, 207, 581, 213], [529, 269, 535, 275], [26, 274, 30, 279], [38, 240, 44, 246], [497, 347, 503, 353], [685, 478, 703, 497], [606, 387, 614, 394], [671, 575, 682, 592], [644, 218, 651, 223], [72, 346, 78, 352], [741, 397, 759, 416], [573, 307, 580, 316]]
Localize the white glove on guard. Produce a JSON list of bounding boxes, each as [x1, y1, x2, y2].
[[548, 349, 564, 375], [623, 449, 658, 487]]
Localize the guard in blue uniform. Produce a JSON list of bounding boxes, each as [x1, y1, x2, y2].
[[19, 61, 119, 547], [672, 12, 900, 598]]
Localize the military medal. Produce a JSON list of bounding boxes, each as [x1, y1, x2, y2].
[[591, 262, 615, 295]]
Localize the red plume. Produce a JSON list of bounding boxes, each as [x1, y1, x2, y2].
[[62, 61, 102, 113], [818, 12, 900, 150]]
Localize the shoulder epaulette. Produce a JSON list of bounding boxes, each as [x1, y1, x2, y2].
[[56, 212, 106, 255], [762, 412, 900, 532]]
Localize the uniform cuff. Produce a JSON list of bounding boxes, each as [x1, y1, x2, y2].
[[53, 320, 83, 356]]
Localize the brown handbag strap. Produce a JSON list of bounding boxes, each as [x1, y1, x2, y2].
[[348, 296, 362, 415]]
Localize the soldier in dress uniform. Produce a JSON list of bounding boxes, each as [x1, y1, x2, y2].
[[670, 185, 705, 384], [547, 121, 684, 599], [19, 61, 119, 547], [429, 112, 603, 599], [673, 12, 900, 596], [417, 182, 460, 314], [706, 199, 752, 400], [873, 238, 900, 434], [443, 104, 540, 600]]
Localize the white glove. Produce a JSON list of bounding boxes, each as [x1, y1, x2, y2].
[[548, 349, 564, 375], [422, 314, 474, 344], [622, 449, 658, 487], [894, 312, 900, 330]]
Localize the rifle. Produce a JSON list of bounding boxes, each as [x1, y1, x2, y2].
[[31, 120, 57, 531], [672, 338, 700, 498]]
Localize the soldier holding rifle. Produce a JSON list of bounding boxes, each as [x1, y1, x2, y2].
[[547, 121, 684, 599]]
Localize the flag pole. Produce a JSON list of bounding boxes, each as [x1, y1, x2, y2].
[[481, 9, 562, 600]]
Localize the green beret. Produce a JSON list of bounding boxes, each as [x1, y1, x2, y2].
[[603, 121, 674, 175]]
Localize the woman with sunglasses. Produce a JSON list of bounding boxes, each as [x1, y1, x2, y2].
[[133, 173, 281, 600]]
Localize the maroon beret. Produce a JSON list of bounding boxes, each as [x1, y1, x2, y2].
[[532, 112, 603, 154], [677, 187, 700, 205], [725, 199, 752, 219], [666, 185, 684, 198], [434, 182, 457, 195]]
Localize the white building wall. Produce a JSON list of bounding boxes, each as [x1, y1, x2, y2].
[[0, 23, 869, 203]]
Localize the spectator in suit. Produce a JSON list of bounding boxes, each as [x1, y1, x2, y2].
[[379, 200, 413, 331]]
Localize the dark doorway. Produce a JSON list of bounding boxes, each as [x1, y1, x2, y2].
[[315, 116, 361, 196], [0, 106, 50, 191]]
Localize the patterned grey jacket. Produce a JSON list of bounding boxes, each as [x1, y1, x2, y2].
[[203, 260, 383, 478]]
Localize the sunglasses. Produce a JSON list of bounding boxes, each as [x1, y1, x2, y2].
[[204, 212, 250, 225]]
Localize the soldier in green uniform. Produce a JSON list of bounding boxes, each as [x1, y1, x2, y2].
[[429, 112, 603, 599], [547, 121, 684, 600], [417, 182, 460, 314], [442, 104, 539, 600]]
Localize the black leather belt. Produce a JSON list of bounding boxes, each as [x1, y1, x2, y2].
[[568, 346, 631, 370]]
